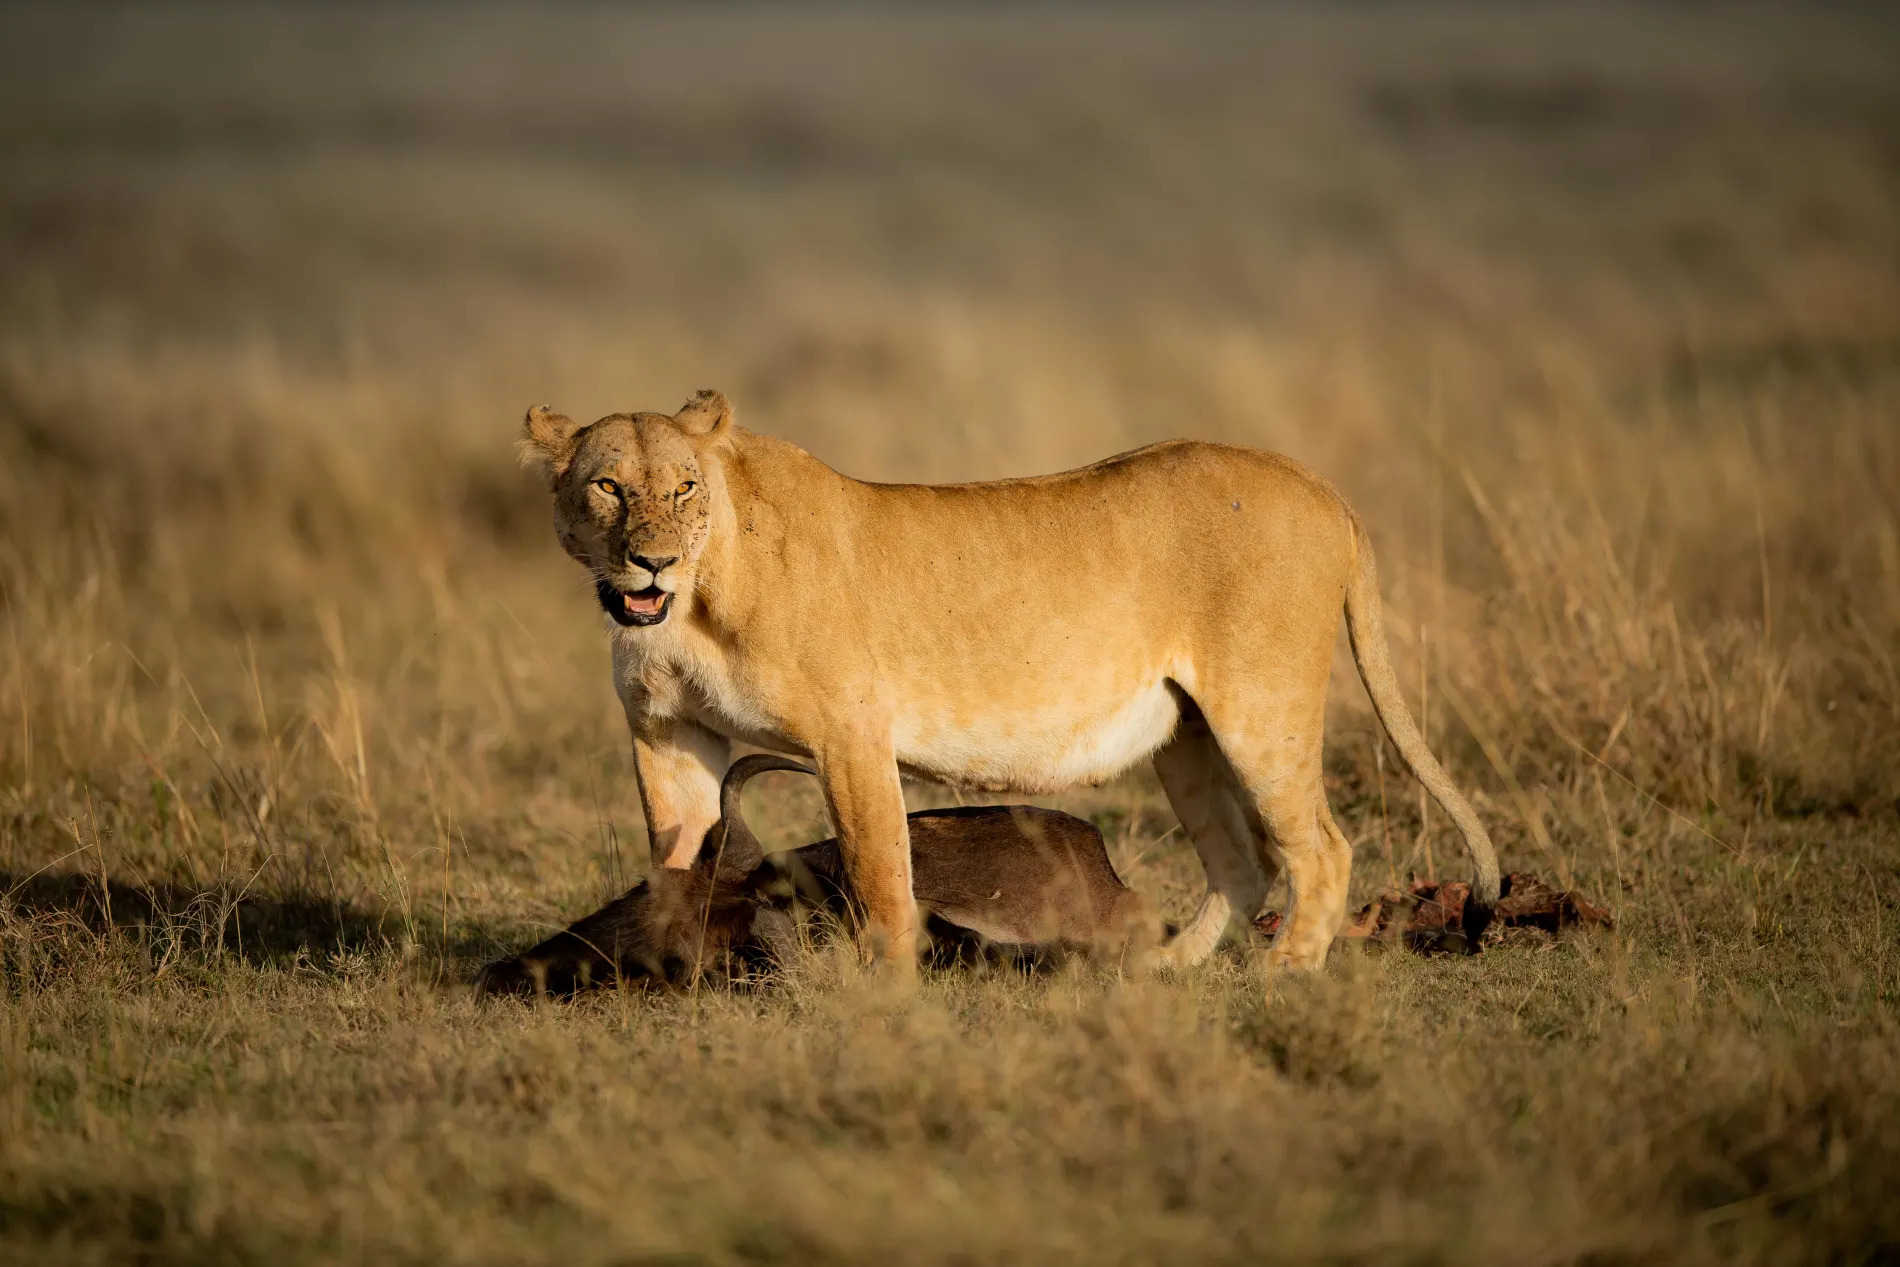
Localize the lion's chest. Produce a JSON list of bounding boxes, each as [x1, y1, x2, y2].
[[681, 670, 799, 753], [613, 628, 800, 752]]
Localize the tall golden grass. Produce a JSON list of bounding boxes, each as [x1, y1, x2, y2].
[[2, 6, 1896, 1263]]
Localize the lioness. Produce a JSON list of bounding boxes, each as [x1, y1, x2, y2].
[[521, 390, 1498, 973], [475, 754, 1156, 996]]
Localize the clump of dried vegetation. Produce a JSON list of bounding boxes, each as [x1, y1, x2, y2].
[[1, 6, 1896, 1264]]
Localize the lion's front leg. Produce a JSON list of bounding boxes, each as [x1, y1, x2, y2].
[[631, 719, 730, 869], [815, 741, 917, 976]]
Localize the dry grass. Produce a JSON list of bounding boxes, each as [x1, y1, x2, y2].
[[2, 5, 1898, 1263]]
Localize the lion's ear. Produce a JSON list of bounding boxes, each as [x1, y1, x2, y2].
[[674, 389, 733, 441], [519, 405, 584, 487]]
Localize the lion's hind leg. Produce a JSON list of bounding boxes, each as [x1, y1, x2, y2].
[[1193, 689, 1349, 972], [1151, 707, 1275, 969], [1236, 775, 1349, 970]]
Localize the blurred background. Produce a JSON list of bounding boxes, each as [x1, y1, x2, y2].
[[1, 3, 1896, 927]]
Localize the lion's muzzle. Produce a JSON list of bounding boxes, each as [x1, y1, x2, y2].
[[597, 578, 674, 627]]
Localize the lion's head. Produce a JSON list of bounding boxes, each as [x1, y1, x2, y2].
[[519, 390, 733, 629]]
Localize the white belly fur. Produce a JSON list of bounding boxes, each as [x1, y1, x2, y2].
[[893, 675, 1183, 794], [626, 623, 1186, 794]]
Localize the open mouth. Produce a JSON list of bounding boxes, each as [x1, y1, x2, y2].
[[597, 579, 673, 627]]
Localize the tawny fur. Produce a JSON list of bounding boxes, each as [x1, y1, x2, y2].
[[475, 755, 1156, 996], [519, 391, 1498, 972]]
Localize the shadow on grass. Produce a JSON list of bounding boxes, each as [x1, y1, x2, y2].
[[6, 869, 1109, 993], [0, 868, 505, 970]]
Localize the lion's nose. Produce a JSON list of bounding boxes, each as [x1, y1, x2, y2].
[[628, 553, 678, 578]]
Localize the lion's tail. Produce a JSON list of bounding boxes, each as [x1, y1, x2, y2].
[[1341, 512, 1499, 935]]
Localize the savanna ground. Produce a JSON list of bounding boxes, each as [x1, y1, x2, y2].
[[2, 5, 1898, 1263]]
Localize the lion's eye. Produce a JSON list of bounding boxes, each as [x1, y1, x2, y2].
[[675, 480, 696, 499], [593, 478, 620, 497]]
